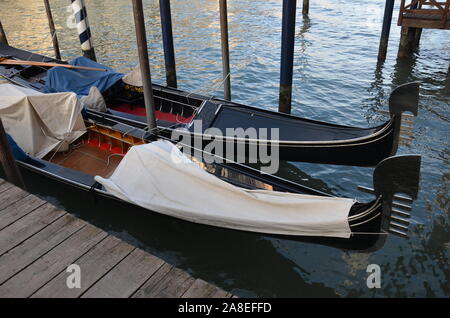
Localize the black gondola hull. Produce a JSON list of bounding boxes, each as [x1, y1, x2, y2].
[[0, 157, 385, 252]]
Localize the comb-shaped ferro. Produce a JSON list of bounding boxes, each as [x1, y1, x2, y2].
[[372, 154, 421, 239], [391, 207, 410, 218], [357, 185, 413, 204], [388, 82, 420, 154]]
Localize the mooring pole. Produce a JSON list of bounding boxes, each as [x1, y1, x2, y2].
[[131, 0, 157, 131], [219, 0, 231, 101], [44, 0, 61, 60], [159, 0, 177, 88], [0, 119, 25, 189], [377, 0, 395, 61], [70, 0, 96, 61], [0, 20, 8, 45], [279, 0, 297, 114], [302, 0, 309, 15]]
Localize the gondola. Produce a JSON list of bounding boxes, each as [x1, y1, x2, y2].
[[0, 43, 419, 167], [0, 83, 421, 252]]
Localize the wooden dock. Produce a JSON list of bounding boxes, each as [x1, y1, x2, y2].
[[0, 178, 233, 298], [399, 0, 450, 30]]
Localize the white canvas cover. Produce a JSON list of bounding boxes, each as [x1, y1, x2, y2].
[[95, 140, 354, 238], [122, 64, 142, 87], [0, 84, 86, 158]]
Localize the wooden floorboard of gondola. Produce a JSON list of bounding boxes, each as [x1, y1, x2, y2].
[[0, 177, 233, 298]]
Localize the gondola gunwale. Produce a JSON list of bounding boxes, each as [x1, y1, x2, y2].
[[87, 107, 396, 147]]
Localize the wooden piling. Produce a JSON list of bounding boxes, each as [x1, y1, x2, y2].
[[302, 0, 309, 15], [0, 20, 8, 45], [131, 0, 157, 131], [377, 0, 395, 61], [159, 0, 177, 88], [397, 1, 424, 59], [219, 0, 231, 101], [0, 120, 25, 189], [71, 0, 96, 61], [413, 27, 422, 48], [43, 0, 61, 60], [398, 26, 420, 58], [279, 0, 297, 114]]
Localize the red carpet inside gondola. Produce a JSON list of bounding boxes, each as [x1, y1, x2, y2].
[[110, 104, 193, 124]]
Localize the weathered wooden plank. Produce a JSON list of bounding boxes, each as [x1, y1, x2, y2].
[[0, 215, 86, 284], [82, 248, 165, 298], [182, 279, 230, 298], [32, 235, 134, 298], [0, 224, 107, 298], [0, 179, 234, 298], [0, 185, 28, 211], [0, 179, 13, 191], [0, 194, 46, 230], [0, 203, 65, 255], [0, 178, 8, 188], [401, 17, 450, 29], [132, 264, 195, 298]]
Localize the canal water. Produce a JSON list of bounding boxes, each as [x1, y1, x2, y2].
[[1, 0, 448, 297]]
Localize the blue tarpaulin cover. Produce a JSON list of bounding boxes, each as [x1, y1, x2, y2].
[[44, 56, 124, 96]]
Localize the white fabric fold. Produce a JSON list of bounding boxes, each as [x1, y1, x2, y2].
[[95, 140, 354, 238], [0, 84, 86, 158], [122, 64, 142, 87]]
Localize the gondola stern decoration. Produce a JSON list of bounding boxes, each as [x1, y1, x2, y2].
[[388, 82, 420, 151], [376, 154, 421, 238], [388, 82, 419, 117], [359, 154, 421, 239]]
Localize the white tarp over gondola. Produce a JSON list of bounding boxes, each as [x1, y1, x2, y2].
[[95, 140, 354, 238], [0, 84, 86, 158], [122, 64, 142, 87]]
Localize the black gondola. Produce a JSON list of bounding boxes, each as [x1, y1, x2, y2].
[[0, 86, 421, 252], [0, 43, 419, 166]]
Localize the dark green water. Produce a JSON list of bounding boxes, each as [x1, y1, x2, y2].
[[1, 0, 448, 297]]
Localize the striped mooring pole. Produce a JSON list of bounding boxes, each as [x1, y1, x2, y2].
[[70, 0, 96, 61], [278, 0, 297, 114]]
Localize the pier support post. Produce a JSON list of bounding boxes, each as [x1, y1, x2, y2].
[[0, 20, 8, 45], [0, 119, 25, 189], [413, 27, 422, 48], [159, 0, 177, 88], [398, 27, 420, 58], [279, 0, 297, 114], [302, 0, 309, 15], [71, 0, 96, 61], [44, 0, 61, 60], [377, 0, 395, 61], [131, 0, 157, 131], [219, 0, 231, 100]]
